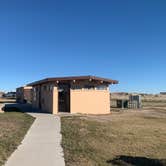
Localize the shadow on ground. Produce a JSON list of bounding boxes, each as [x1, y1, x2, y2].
[[2, 103, 45, 113], [3, 105, 23, 112], [107, 156, 166, 166]]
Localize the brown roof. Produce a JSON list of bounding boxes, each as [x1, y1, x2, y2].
[[27, 75, 119, 86]]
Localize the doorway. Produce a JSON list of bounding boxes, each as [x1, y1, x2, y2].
[[58, 84, 70, 113]]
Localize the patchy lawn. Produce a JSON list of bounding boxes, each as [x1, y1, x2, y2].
[[61, 110, 166, 166], [0, 112, 35, 166]]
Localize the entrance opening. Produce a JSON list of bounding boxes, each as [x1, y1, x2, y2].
[[58, 84, 70, 113]]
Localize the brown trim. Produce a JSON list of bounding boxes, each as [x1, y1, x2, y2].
[[27, 75, 119, 86]]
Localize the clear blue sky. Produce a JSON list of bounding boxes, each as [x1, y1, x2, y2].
[[0, 0, 166, 93]]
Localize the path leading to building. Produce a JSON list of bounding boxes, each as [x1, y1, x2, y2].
[[5, 112, 65, 166]]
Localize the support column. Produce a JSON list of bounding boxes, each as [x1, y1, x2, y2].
[[52, 86, 58, 114]]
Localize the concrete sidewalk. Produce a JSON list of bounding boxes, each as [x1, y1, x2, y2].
[[5, 113, 65, 166]]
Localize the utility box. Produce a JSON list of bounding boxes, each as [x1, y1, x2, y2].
[[128, 95, 142, 109]]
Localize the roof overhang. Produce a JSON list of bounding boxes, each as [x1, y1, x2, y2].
[[27, 75, 119, 86]]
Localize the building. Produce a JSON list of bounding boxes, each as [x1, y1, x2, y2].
[[4, 92, 16, 98], [16, 86, 33, 103], [23, 76, 118, 114], [160, 92, 166, 95], [0, 91, 5, 98]]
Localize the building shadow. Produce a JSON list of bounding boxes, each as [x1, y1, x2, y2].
[[2, 103, 46, 113], [107, 156, 166, 166], [3, 105, 23, 112]]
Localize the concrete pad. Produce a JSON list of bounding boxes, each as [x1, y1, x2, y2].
[[5, 113, 65, 166]]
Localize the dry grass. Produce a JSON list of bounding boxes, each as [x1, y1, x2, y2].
[[61, 109, 166, 166], [143, 100, 166, 109], [0, 112, 34, 166], [0, 98, 16, 104]]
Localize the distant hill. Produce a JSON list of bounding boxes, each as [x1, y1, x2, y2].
[[111, 92, 166, 101]]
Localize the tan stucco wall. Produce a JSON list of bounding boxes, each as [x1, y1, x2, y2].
[[16, 86, 32, 104], [32, 85, 40, 109], [16, 87, 24, 103], [32, 84, 57, 113], [52, 87, 58, 114], [40, 85, 53, 113], [70, 89, 110, 114]]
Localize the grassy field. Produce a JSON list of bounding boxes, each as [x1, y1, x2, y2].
[[0, 112, 34, 166], [0, 98, 16, 104], [143, 100, 166, 109], [61, 109, 166, 166]]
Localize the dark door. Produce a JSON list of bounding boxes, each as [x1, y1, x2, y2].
[[58, 84, 70, 112]]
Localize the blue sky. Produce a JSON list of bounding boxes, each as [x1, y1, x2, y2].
[[0, 0, 166, 93]]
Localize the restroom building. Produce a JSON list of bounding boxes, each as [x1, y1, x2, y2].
[[26, 76, 118, 114]]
